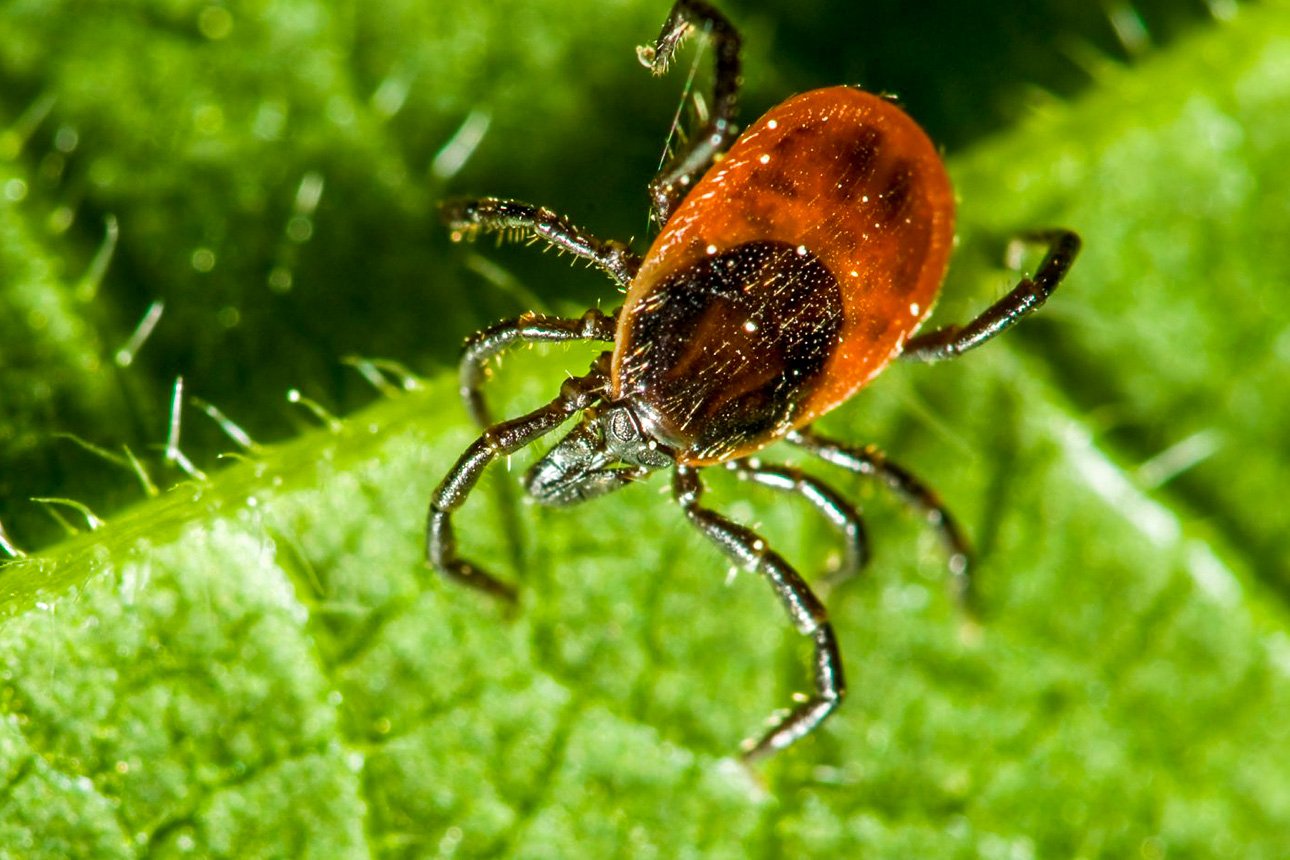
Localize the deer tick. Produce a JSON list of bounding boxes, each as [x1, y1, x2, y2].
[[429, 0, 1079, 763]]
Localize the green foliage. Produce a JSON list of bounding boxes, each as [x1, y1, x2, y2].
[[2, 0, 1289, 856]]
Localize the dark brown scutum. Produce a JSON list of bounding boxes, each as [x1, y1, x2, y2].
[[617, 241, 844, 462]]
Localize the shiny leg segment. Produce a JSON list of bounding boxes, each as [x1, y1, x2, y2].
[[457, 308, 617, 426], [428, 356, 611, 602], [439, 197, 642, 288], [640, 0, 743, 224], [673, 465, 845, 762], [726, 458, 870, 585], [901, 229, 1081, 363], [788, 428, 973, 610]]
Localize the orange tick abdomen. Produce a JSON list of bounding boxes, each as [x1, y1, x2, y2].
[[613, 86, 956, 464]]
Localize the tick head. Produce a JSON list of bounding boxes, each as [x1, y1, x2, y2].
[[598, 401, 675, 469], [523, 401, 674, 507]]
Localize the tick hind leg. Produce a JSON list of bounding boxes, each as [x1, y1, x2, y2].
[[726, 458, 870, 587], [787, 428, 974, 612], [900, 229, 1081, 363], [440, 198, 643, 288], [639, 0, 743, 224], [673, 466, 845, 763], [428, 356, 610, 602], [458, 308, 618, 427]]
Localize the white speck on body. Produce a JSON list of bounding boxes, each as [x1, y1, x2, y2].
[[910, 302, 920, 316]]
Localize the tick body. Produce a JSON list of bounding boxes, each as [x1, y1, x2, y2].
[[617, 87, 955, 464], [430, 0, 1080, 764]]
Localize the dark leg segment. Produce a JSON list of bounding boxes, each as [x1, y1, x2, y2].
[[440, 198, 643, 288], [672, 466, 845, 762], [901, 229, 1081, 363], [459, 308, 617, 427], [639, 0, 742, 224], [428, 356, 611, 601], [788, 428, 973, 610], [726, 458, 869, 585]]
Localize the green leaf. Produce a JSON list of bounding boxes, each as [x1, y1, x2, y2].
[[4, 1, 1290, 857]]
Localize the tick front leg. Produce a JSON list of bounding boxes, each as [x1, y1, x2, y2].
[[672, 466, 845, 763], [428, 360, 609, 602], [440, 197, 643, 288], [788, 428, 973, 611], [639, 0, 742, 224], [726, 458, 870, 586], [459, 308, 617, 426], [901, 229, 1081, 363]]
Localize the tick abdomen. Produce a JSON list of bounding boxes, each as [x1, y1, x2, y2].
[[616, 87, 956, 433]]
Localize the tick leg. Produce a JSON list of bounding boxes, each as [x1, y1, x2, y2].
[[901, 229, 1081, 363], [639, 0, 742, 224], [459, 308, 617, 426], [673, 466, 845, 763], [441, 197, 643, 288], [788, 428, 973, 611], [726, 458, 870, 586], [428, 357, 610, 602]]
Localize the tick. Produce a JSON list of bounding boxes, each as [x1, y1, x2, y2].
[[429, 0, 1079, 763]]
